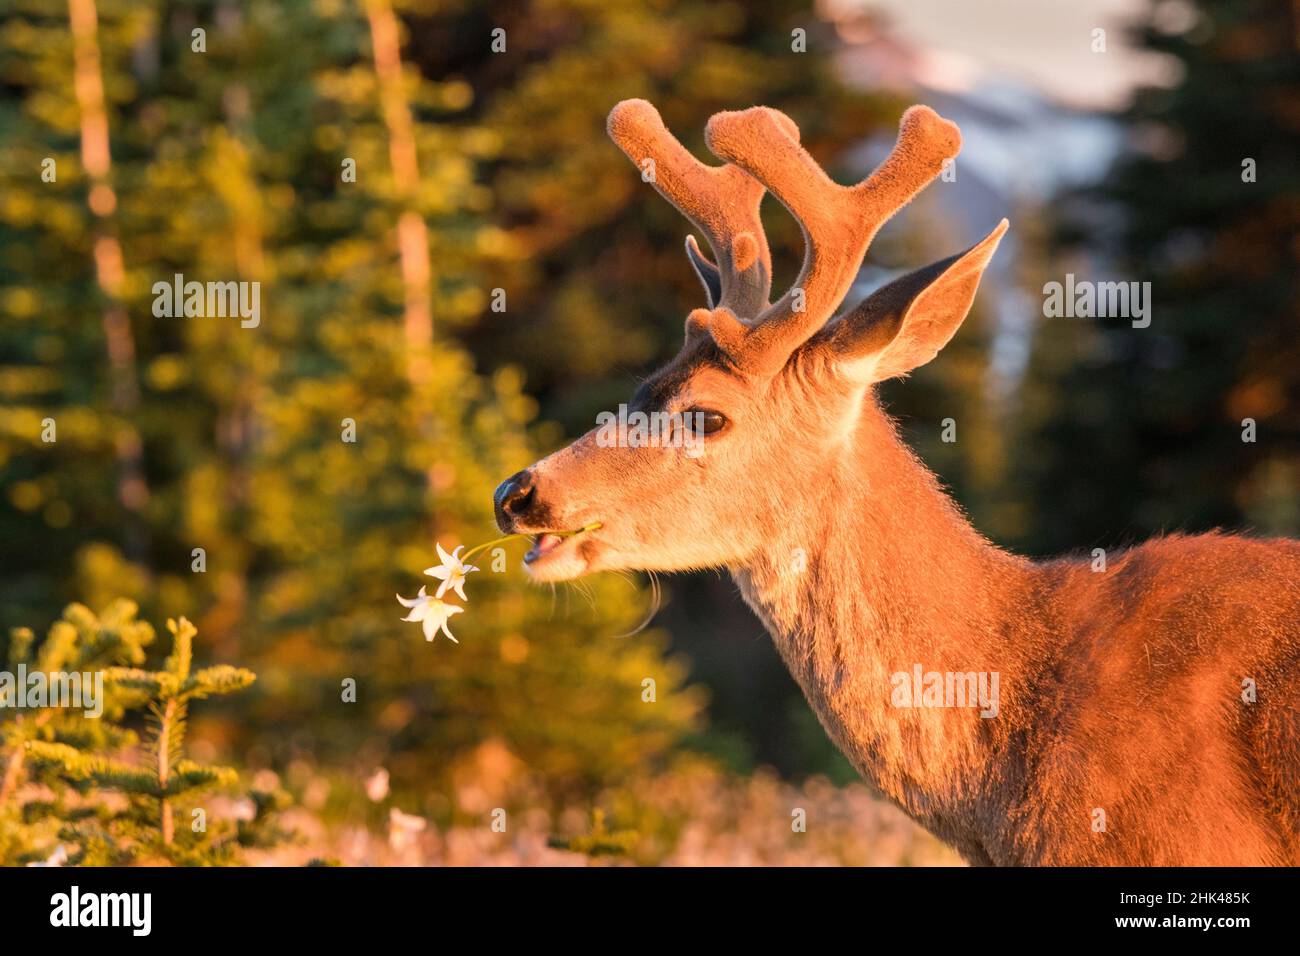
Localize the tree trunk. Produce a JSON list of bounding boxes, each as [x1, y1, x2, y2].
[[365, 0, 434, 387], [68, 0, 150, 559]]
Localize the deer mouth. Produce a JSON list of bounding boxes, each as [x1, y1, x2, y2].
[[523, 522, 602, 567], [524, 533, 565, 564]]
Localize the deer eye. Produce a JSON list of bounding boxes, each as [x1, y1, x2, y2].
[[686, 409, 728, 435]]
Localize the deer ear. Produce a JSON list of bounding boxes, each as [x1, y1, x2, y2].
[[824, 219, 1007, 383], [684, 234, 722, 309]]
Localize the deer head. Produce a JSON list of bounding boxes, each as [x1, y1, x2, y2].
[[494, 99, 1007, 582]]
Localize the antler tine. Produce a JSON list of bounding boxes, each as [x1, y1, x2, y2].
[[608, 99, 799, 320], [703, 105, 962, 375]]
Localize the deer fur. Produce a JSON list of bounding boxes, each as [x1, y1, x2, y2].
[[494, 100, 1300, 866]]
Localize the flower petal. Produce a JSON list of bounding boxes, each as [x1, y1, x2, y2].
[[401, 604, 430, 623]]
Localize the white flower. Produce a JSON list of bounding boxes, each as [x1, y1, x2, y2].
[[424, 543, 479, 601], [397, 585, 464, 643]]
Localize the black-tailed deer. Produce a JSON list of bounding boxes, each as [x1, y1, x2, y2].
[[493, 100, 1300, 866]]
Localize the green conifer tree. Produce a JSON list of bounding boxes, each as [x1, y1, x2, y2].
[[1, 0, 704, 833], [1016, 0, 1299, 553], [3, 603, 275, 865]]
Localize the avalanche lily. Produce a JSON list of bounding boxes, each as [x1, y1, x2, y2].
[[424, 543, 479, 601], [396, 586, 464, 643], [398, 523, 601, 645]]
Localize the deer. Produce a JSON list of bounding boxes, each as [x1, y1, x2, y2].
[[492, 99, 1300, 866]]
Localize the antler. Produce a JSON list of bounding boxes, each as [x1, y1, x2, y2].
[[698, 104, 962, 376], [607, 99, 798, 319]]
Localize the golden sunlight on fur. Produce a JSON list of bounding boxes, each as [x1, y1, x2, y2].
[[494, 100, 1300, 866]]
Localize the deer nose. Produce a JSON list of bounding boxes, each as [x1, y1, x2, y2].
[[494, 469, 538, 532]]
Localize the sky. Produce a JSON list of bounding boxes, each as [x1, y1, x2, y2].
[[827, 0, 1185, 109]]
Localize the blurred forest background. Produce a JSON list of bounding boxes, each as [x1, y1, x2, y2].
[[0, 0, 1295, 864]]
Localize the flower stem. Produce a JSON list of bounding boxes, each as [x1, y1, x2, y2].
[[460, 534, 526, 562], [459, 522, 602, 561]]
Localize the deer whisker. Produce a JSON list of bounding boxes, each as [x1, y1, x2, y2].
[[614, 570, 661, 639]]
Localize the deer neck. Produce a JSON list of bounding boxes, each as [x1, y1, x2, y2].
[[730, 398, 1041, 840]]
